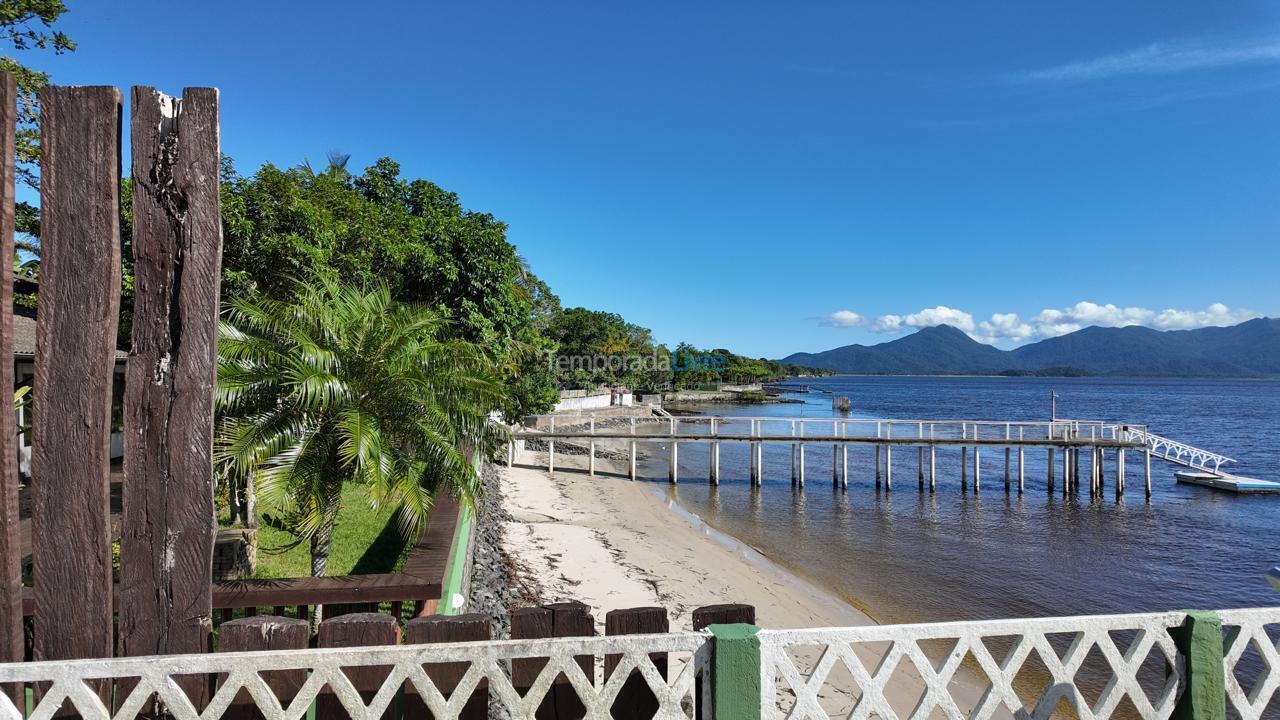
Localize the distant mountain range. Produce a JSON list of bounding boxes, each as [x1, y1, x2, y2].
[[778, 318, 1280, 377]]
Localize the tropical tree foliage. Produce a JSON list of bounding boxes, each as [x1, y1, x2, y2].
[[215, 279, 506, 577], [1, 0, 74, 256]]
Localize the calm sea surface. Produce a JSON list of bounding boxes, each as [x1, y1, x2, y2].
[[649, 375, 1280, 624]]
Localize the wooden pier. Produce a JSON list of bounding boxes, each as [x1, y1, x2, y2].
[[503, 415, 1235, 500]]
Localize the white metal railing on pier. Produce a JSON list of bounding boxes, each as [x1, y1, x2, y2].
[[1123, 428, 1236, 473], [517, 414, 1147, 445]]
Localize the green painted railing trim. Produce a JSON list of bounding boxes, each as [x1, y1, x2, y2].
[[438, 503, 473, 616], [438, 453, 482, 616], [1171, 610, 1226, 720], [709, 623, 761, 720]]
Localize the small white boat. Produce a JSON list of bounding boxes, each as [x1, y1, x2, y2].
[[1175, 471, 1280, 494]]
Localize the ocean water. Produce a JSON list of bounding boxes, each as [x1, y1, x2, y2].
[[648, 376, 1280, 625]]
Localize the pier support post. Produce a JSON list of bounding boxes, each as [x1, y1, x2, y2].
[[669, 441, 678, 484], [754, 442, 762, 486], [1117, 448, 1126, 499], [841, 445, 848, 489], [1144, 450, 1152, 499], [1003, 424, 1011, 492], [875, 445, 882, 488], [885, 444, 892, 491], [548, 417, 556, 474], [1047, 448, 1054, 492], [1017, 427, 1025, 494], [797, 443, 805, 488], [973, 446, 981, 492], [790, 421, 797, 485], [961, 446, 968, 488], [1063, 447, 1070, 498], [629, 418, 637, 481], [917, 423, 925, 490], [710, 418, 719, 485], [588, 415, 596, 476], [929, 424, 937, 493]]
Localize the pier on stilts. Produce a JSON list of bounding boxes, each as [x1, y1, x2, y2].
[[507, 414, 1251, 500]]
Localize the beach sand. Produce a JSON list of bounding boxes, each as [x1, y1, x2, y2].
[[495, 442, 993, 716]]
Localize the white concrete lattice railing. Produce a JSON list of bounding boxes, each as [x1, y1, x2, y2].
[[0, 608, 1274, 719]]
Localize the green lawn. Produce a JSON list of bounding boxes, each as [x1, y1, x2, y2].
[[225, 482, 413, 578]]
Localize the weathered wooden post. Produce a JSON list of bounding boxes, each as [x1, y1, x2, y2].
[[588, 414, 596, 476], [405, 614, 491, 719], [606, 607, 669, 719], [1047, 447, 1055, 492], [120, 87, 222, 667], [0, 73, 21, 682], [317, 613, 400, 720], [512, 602, 595, 718], [31, 85, 122, 668], [219, 616, 310, 720]]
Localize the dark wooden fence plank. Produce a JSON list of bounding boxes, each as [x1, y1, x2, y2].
[[316, 612, 400, 720], [31, 85, 122, 665], [119, 86, 222, 663], [691, 603, 754, 630], [219, 616, 309, 720], [404, 614, 489, 720], [0, 73, 21, 677], [605, 607, 668, 720], [511, 602, 594, 720]]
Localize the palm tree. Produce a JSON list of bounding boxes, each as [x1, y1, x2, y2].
[[215, 278, 506, 577]]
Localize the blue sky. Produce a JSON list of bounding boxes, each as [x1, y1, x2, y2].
[[31, 1, 1280, 357]]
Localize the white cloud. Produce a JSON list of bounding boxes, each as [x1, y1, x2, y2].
[[1014, 37, 1280, 84], [872, 315, 903, 333], [977, 313, 1035, 343], [903, 306, 975, 332], [816, 310, 867, 327], [817, 301, 1262, 345], [1031, 302, 1155, 338], [1152, 303, 1260, 330]]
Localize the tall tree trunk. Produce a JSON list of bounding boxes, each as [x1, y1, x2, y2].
[[310, 517, 334, 577], [243, 472, 257, 529], [227, 471, 242, 526]]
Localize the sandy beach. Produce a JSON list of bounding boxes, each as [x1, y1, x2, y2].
[[492, 438, 993, 716], [499, 446, 871, 631]]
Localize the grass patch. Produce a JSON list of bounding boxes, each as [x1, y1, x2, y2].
[[222, 482, 413, 579]]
